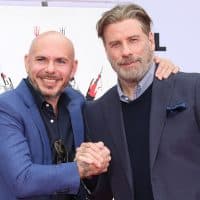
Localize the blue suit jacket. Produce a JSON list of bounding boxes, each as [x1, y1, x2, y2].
[[0, 79, 85, 199], [84, 72, 200, 200]]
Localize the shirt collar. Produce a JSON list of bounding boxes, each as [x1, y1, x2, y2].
[[117, 63, 155, 103], [24, 78, 68, 109], [25, 78, 45, 108]]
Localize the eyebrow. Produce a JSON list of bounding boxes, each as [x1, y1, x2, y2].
[[108, 35, 140, 44]]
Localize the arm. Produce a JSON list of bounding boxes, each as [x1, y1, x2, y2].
[[75, 142, 113, 199], [0, 103, 80, 198]]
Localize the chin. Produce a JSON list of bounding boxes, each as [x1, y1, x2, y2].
[[44, 93, 60, 99], [40, 88, 57, 96]]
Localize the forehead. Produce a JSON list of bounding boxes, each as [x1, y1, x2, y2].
[[104, 19, 144, 40], [30, 34, 74, 58]]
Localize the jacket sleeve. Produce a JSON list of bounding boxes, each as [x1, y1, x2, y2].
[[0, 102, 80, 198], [91, 174, 113, 200], [83, 103, 113, 200]]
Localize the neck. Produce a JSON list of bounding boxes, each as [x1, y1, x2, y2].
[[119, 79, 137, 100]]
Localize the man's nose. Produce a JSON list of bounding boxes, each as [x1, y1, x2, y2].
[[45, 61, 55, 72], [122, 44, 132, 56]]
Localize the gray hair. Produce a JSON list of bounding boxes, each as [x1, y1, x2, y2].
[[97, 3, 153, 41]]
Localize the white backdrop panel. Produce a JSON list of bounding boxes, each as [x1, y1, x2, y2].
[[0, 0, 199, 97]]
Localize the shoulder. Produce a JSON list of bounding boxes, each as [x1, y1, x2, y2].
[[0, 79, 33, 107], [64, 87, 85, 104], [85, 86, 117, 106], [173, 71, 200, 81], [152, 72, 200, 101], [154, 72, 200, 89], [169, 72, 200, 89], [0, 89, 24, 124], [0, 88, 19, 106], [84, 85, 117, 113]]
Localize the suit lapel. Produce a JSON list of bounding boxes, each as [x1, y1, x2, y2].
[[102, 87, 134, 197], [67, 101, 84, 148], [16, 80, 51, 163], [65, 88, 84, 148], [28, 104, 52, 163], [149, 77, 174, 170]]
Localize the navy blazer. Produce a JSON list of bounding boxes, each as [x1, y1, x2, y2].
[[84, 72, 200, 200], [0, 79, 85, 199]]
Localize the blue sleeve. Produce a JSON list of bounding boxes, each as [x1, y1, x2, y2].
[[0, 103, 80, 198]]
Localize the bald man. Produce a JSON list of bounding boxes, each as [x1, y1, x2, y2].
[[0, 31, 110, 200]]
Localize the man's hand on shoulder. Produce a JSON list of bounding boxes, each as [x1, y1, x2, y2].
[[154, 56, 180, 80]]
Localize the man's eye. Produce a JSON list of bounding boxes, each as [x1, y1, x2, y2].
[[56, 59, 67, 64], [36, 57, 45, 62], [111, 43, 120, 48], [129, 38, 138, 43]]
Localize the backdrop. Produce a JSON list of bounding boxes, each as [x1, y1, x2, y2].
[[0, 0, 199, 99]]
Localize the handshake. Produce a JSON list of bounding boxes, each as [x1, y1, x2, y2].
[[75, 142, 111, 178]]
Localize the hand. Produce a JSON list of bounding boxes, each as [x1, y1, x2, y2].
[[75, 142, 111, 178], [154, 56, 180, 80]]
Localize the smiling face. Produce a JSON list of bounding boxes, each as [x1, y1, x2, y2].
[[24, 32, 77, 103], [103, 19, 155, 84]]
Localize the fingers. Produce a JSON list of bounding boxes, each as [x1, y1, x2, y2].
[[156, 65, 172, 80], [154, 56, 180, 80], [153, 55, 160, 64], [172, 66, 180, 74], [76, 154, 110, 178], [76, 142, 110, 167], [75, 142, 111, 178], [77, 142, 111, 169]]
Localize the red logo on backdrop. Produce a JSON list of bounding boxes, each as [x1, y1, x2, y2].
[[86, 67, 103, 101]]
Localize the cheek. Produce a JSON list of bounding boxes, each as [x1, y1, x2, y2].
[[144, 43, 153, 55], [32, 69, 44, 80], [61, 68, 73, 80], [27, 68, 36, 77], [107, 50, 119, 62], [136, 43, 150, 56], [27, 63, 43, 75]]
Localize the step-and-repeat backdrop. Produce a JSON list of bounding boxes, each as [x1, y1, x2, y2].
[[0, 0, 199, 99]]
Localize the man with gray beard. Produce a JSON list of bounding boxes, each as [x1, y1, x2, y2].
[[82, 3, 200, 200]]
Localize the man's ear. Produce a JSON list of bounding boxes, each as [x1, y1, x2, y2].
[[149, 32, 155, 51], [24, 54, 29, 73], [70, 60, 78, 80]]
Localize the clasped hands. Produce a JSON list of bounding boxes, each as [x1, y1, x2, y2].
[[75, 142, 111, 178]]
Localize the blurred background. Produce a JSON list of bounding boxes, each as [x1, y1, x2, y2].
[[0, 0, 199, 99]]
